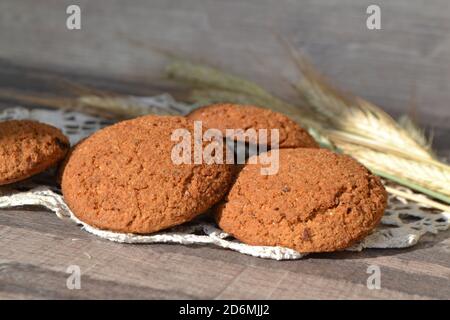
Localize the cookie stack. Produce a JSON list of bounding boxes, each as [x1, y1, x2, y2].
[[1, 104, 387, 253], [188, 104, 387, 252]]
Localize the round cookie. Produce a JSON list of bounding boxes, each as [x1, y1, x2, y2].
[[0, 120, 70, 185], [186, 104, 318, 148], [215, 148, 387, 253], [61, 115, 234, 234]]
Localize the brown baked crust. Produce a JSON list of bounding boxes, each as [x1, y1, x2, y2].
[[61, 115, 234, 234], [215, 148, 387, 253], [186, 104, 318, 148], [0, 120, 70, 185], [56, 137, 87, 185]]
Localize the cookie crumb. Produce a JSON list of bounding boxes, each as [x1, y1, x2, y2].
[[302, 228, 311, 241]]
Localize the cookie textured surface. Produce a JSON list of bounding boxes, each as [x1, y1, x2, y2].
[[187, 104, 318, 148], [0, 120, 70, 185], [61, 115, 234, 234], [216, 148, 387, 253]]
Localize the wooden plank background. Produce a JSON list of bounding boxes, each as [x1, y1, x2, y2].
[[0, 0, 449, 299]]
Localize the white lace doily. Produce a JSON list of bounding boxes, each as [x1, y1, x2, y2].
[[0, 96, 449, 260]]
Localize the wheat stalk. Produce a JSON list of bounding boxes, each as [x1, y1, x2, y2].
[[385, 186, 450, 213], [285, 49, 450, 201], [166, 61, 324, 128], [297, 80, 435, 161], [164, 56, 450, 207], [398, 114, 435, 155], [289, 50, 435, 162], [337, 142, 450, 199], [166, 61, 286, 108], [0, 89, 177, 119]]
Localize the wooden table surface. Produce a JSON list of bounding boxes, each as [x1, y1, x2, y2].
[[0, 0, 449, 299]]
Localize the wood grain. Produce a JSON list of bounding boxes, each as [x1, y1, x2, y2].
[[1, 208, 449, 299], [0, 0, 449, 299]]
